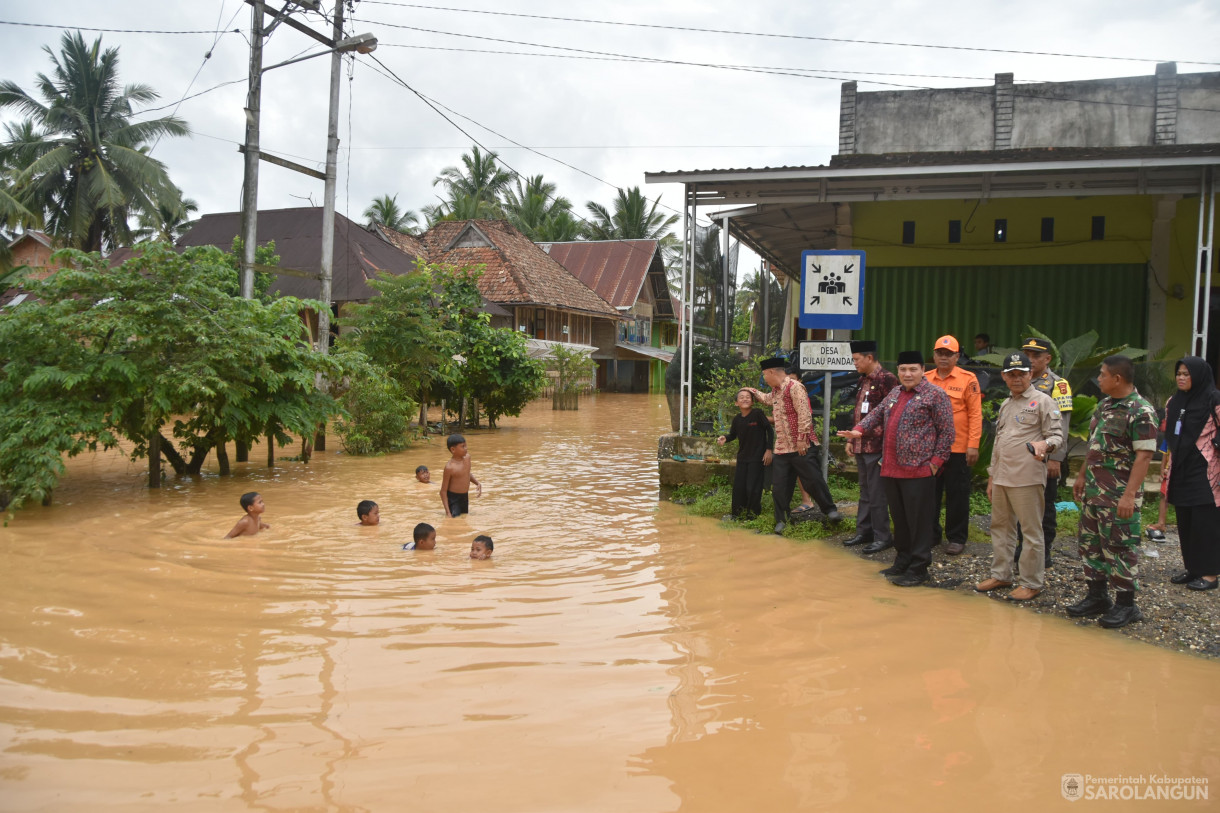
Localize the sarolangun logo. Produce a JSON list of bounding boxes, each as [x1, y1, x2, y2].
[[1062, 774, 1083, 802]]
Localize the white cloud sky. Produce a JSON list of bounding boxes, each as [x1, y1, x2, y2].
[[2, 0, 1218, 275]]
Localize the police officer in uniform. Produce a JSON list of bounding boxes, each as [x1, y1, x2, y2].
[[1014, 337, 1074, 568]]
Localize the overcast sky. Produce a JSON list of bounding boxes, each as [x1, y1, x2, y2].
[[2, 0, 1218, 274]]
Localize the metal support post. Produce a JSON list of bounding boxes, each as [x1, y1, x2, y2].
[[677, 185, 689, 434], [721, 213, 731, 347], [239, 0, 264, 300], [821, 330, 834, 480], [760, 260, 769, 352], [685, 185, 697, 432], [1193, 168, 1217, 356]]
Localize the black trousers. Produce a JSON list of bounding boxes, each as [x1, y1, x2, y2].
[[932, 452, 970, 545], [884, 476, 937, 577], [732, 459, 765, 518], [1175, 504, 1220, 576], [1015, 472, 1059, 566], [771, 450, 835, 523]]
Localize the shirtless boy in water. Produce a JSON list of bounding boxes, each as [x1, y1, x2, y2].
[[440, 433, 481, 518], [225, 492, 270, 538]]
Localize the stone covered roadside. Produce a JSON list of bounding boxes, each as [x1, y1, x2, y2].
[[824, 515, 1220, 659]]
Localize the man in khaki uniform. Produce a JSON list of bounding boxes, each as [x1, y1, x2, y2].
[[975, 352, 1064, 601]]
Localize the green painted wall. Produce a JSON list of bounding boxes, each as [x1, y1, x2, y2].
[[860, 264, 1147, 359]]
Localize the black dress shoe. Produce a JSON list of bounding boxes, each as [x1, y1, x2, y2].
[[774, 521, 786, 535], [1187, 577, 1219, 591], [826, 509, 843, 523], [878, 565, 903, 577], [843, 534, 873, 547], [861, 540, 894, 554], [891, 572, 929, 587], [1171, 570, 1198, 585]]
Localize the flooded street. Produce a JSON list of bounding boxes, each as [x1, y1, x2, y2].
[[1, 393, 1217, 811]]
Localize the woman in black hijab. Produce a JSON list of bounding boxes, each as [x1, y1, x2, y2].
[[1164, 356, 1220, 590]]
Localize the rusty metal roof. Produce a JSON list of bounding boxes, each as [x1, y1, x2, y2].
[[541, 239, 660, 310]]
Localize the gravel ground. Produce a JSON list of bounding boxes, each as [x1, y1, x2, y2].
[[811, 512, 1220, 659]]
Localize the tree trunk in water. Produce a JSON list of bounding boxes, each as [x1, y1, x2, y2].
[[301, 435, 312, 464], [314, 421, 326, 452], [458, 398, 466, 430], [419, 399, 428, 430], [216, 442, 230, 476], [41, 491, 52, 506], [440, 399, 447, 435], [266, 434, 275, 468], [236, 441, 249, 463], [159, 434, 188, 475], [149, 431, 162, 488], [186, 445, 210, 476]]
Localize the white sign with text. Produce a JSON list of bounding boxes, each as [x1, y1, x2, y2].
[[799, 341, 855, 371]]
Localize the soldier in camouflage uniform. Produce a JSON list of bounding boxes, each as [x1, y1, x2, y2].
[[1068, 355, 1159, 629]]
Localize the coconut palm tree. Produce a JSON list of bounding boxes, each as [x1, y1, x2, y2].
[[0, 32, 189, 252], [503, 174, 578, 241], [133, 192, 198, 244], [584, 186, 679, 243], [363, 193, 419, 234], [432, 145, 511, 218]]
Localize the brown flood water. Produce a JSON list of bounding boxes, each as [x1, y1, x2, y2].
[[1, 393, 1217, 811]]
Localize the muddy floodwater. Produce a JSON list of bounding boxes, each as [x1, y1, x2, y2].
[[1, 393, 1218, 811]]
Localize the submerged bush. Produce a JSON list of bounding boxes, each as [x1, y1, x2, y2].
[[333, 356, 418, 455]]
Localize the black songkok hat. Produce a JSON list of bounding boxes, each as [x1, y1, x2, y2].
[[849, 340, 878, 354], [896, 350, 924, 366], [760, 357, 787, 370]]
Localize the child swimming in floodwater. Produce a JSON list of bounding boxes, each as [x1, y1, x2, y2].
[[440, 434, 480, 517], [470, 534, 493, 560], [356, 500, 380, 526], [404, 522, 436, 551], [225, 492, 270, 538], [415, 465, 431, 484]]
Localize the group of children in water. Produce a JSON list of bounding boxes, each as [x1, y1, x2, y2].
[[223, 433, 493, 559]]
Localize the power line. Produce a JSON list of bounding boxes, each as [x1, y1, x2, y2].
[[357, 1, 1220, 67], [369, 24, 1220, 114], [379, 42, 1023, 83], [0, 19, 242, 36], [364, 53, 708, 266]]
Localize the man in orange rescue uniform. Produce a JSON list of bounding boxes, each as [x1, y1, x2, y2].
[[924, 335, 983, 555]]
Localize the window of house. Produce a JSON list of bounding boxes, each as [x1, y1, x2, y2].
[[1041, 217, 1054, 242], [1092, 216, 1106, 240], [902, 221, 915, 244], [994, 219, 1007, 243], [948, 220, 961, 243]]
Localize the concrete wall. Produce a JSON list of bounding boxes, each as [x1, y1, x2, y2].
[[845, 65, 1220, 154], [855, 86, 994, 153]]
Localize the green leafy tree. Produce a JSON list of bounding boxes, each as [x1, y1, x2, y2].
[[363, 193, 419, 234], [338, 259, 456, 407], [329, 348, 418, 455], [426, 145, 511, 224], [0, 32, 190, 251], [503, 174, 579, 241], [0, 243, 342, 512], [133, 191, 197, 243], [549, 343, 597, 410], [460, 319, 547, 427]]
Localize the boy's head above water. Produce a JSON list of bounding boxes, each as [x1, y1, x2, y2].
[[446, 434, 467, 455], [470, 534, 493, 560], [413, 522, 437, 550], [357, 500, 379, 526], [240, 492, 264, 514], [415, 465, 430, 483]]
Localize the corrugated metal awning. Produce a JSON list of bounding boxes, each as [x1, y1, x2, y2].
[[615, 342, 674, 363]]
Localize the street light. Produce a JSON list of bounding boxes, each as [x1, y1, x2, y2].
[[335, 33, 377, 54]]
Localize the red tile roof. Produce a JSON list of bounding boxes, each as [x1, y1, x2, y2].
[[542, 239, 660, 309], [385, 220, 617, 317]]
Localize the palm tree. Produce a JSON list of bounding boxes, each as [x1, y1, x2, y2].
[[432, 145, 511, 218], [584, 186, 679, 242], [0, 32, 189, 252], [133, 191, 198, 243], [503, 174, 577, 241], [363, 193, 419, 234], [422, 192, 500, 226]]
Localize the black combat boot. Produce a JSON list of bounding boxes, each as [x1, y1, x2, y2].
[[1066, 579, 1112, 618], [1098, 590, 1143, 629]]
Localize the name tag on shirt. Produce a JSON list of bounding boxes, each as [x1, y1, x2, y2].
[[861, 401, 870, 414]]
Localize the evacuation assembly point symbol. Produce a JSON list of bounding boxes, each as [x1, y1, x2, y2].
[[798, 249, 865, 330]]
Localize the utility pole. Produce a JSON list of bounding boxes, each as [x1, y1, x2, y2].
[[239, 0, 264, 300], [318, 0, 344, 358]]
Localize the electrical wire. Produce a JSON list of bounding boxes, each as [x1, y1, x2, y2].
[[356, 1, 1220, 67], [0, 19, 242, 35], [366, 22, 1220, 113]]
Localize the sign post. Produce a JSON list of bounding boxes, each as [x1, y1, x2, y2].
[[797, 250, 866, 479]]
